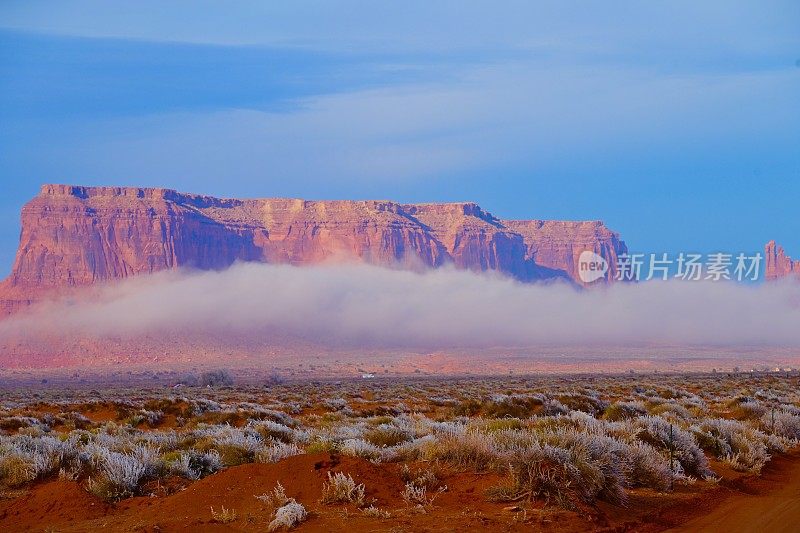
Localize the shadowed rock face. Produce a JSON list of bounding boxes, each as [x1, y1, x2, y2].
[[0, 184, 628, 312], [765, 241, 800, 281]]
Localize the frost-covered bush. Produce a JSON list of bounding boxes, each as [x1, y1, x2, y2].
[[694, 418, 778, 473], [321, 471, 365, 505], [632, 416, 712, 478], [268, 500, 307, 531], [604, 401, 647, 421], [420, 430, 496, 469], [734, 401, 767, 420], [648, 402, 692, 421], [339, 439, 383, 462], [187, 398, 225, 415], [483, 393, 545, 418], [556, 392, 609, 415], [762, 410, 800, 440], [0, 434, 69, 486], [250, 420, 301, 444], [364, 424, 413, 447], [199, 370, 234, 387], [87, 446, 152, 500], [256, 442, 302, 463], [166, 449, 222, 479], [324, 398, 348, 411], [487, 441, 613, 507]]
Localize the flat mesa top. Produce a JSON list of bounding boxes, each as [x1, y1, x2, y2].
[[37, 184, 606, 227]]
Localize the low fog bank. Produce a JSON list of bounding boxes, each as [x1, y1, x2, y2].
[[4, 262, 800, 347]]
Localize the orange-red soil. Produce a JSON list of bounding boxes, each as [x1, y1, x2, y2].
[[2, 451, 800, 532]]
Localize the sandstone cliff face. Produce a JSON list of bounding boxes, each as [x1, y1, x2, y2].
[[505, 220, 626, 282], [765, 240, 800, 281], [0, 185, 628, 312]]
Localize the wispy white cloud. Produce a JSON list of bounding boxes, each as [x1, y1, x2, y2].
[[2, 0, 796, 60], [38, 61, 797, 190], [5, 263, 800, 348]]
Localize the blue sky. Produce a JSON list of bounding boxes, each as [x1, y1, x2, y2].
[[0, 1, 798, 274]]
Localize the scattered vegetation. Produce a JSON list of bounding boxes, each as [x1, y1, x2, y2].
[[321, 471, 365, 506], [210, 505, 238, 523], [1, 371, 799, 513]]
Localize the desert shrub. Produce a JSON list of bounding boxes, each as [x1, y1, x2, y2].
[[210, 505, 237, 523], [0, 435, 68, 486], [176, 373, 200, 387], [483, 394, 544, 418], [532, 429, 629, 505], [165, 449, 221, 479], [0, 416, 44, 432], [633, 416, 712, 478], [429, 396, 458, 407], [487, 445, 602, 508], [604, 401, 647, 421], [256, 481, 289, 509], [540, 399, 571, 416], [240, 405, 299, 427], [453, 398, 482, 417], [339, 439, 383, 462], [364, 425, 413, 447], [186, 398, 225, 415], [60, 412, 93, 430], [647, 402, 692, 421], [626, 441, 674, 491], [361, 505, 391, 518], [268, 500, 307, 531], [199, 370, 234, 387], [420, 431, 496, 469], [0, 454, 36, 486], [694, 418, 776, 473], [475, 418, 523, 433], [89, 444, 164, 500], [762, 409, 800, 440], [379, 435, 436, 463], [324, 398, 348, 411], [125, 409, 164, 428], [255, 442, 302, 463], [728, 396, 767, 420], [321, 471, 365, 506], [305, 439, 336, 454], [87, 448, 151, 500], [213, 444, 252, 466], [401, 482, 443, 507], [140, 409, 164, 426], [251, 420, 297, 443], [653, 386, 695, 401], [556, 392, 608, 415], [400, 463, 439, 489]]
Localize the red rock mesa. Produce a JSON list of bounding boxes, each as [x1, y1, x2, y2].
[[0, 185, 628, 313], [765, 240, 800, 281]]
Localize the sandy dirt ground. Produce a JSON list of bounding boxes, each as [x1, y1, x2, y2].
[[1, 451, 799, 532], [668, 451, 800, 533]]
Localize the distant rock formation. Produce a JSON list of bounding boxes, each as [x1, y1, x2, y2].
[[765, 240, 800, 281], [0, 184, 628, 313]]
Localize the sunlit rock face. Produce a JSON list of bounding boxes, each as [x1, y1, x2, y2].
[[765, 240, 800, 281], [0, 184, 628, 312]]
